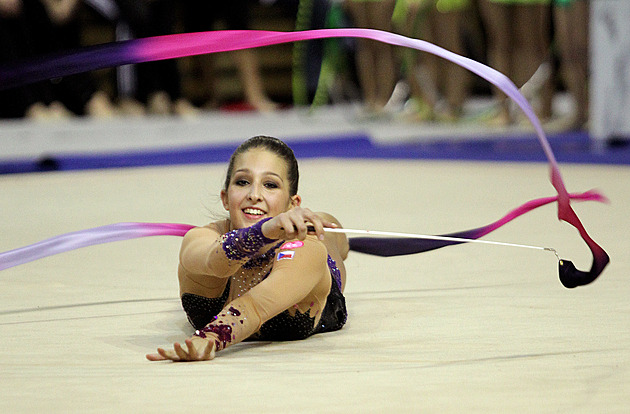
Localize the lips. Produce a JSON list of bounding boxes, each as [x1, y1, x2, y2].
[[242, 207, 266, 220]]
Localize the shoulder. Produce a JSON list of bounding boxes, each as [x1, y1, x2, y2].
[[182, 220, 228, 243], [206, 219, 230, 234]]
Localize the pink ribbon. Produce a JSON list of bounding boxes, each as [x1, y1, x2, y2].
[[0, 29, 609, 286]]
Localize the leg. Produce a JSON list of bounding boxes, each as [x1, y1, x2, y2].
[[347, 1, 380, 110], [233, 49, 278, 112], [479, 0, 514, 124], [401, 1, 439, 120], [431, 6, 470, 119], [554, 0, 589, 128], [513, 3, 552, 119], [366, 0, 397, 109], [316, 212, 349, 292]]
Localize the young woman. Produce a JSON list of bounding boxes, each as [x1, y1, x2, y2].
[[147, 136, 349, 362]]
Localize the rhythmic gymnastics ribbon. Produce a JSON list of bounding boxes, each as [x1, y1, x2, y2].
[[0, 29, 610, 287]]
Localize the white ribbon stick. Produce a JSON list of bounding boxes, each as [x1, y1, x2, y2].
[[323, 227, 559, 258]]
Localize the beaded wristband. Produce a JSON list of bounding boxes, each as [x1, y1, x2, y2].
[[221, 217, 277, 261]]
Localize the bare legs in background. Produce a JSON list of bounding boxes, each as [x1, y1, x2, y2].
[[346, 0, 397, 115]]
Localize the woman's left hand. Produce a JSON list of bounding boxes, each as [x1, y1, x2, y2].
[[146, 336, 216, 362]]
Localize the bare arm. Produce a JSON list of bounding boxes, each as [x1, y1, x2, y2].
[[148, 237, 330, 362], [178, 226, 244, 278], [180, 208, 339, 277]]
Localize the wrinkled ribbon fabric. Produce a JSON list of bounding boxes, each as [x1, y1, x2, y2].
[[0, 29, 609, 286]]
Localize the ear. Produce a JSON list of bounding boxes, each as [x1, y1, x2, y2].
[[220, 189, 229, 211], [290, 194, 301, 208]]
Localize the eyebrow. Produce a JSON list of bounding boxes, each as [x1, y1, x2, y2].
[[233, 169, 283, 180]]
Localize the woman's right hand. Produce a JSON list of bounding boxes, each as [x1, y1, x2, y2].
[[261, 207, 336, 242]]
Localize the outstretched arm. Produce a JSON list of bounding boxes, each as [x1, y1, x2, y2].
[[180, 208, 338, 277], [148, 236, 330, 362], [179, 218, 278, 277]]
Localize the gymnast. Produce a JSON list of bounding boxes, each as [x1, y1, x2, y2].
[[146, 135, 349, 362]]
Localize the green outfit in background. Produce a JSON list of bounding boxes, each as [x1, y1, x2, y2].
[[486, 0, 550, 4]]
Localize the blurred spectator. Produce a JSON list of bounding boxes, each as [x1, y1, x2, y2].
[[345, 0, 397, 116], [0, 0, 21, 16], [0, 0, 45, 119], [393, 0, 472, 122], [550, 0, 589, 130], [478, 0, 551, 125], [0, 0, 116, 119], [179, 0, 278, 112], [111, 0, 198, 116], [40, 0, 116, 118]]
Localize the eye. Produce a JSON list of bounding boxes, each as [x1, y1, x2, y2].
[[234, 179, 249, 186], [264, 181, 279, 189]]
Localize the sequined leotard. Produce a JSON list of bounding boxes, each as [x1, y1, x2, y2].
[[179, 218, 347, 346], [181, 251, 347, 341]]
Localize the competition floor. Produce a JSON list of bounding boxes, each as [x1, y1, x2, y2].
[[1, 110, 629, 412]]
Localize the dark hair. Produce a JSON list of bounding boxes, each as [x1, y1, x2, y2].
[[223, 136, 299, 196]]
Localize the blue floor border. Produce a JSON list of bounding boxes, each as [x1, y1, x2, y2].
[[1, 131, 629, 174]]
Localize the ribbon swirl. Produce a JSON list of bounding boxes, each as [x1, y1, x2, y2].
[[0, 29, 609, 286]]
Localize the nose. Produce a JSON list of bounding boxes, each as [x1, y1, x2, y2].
[[247, 184, 262, 202]]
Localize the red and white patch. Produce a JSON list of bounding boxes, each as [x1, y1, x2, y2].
[[280, 241, 304, 250], [277, 251, 295, 261]]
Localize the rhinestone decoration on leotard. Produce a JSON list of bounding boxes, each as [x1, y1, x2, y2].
[[242, 241, 283, 269], [221, 218, 277, 261], [194, 306, 247, 350], [181, 282, 230, 330], [327, 255, 342, 290], [195, 323, 232, 350], [254, 254, 347, 340], [230, 243, 281, 298], [182, 253, 347, 341], [254, 308, 318, 341], [316, 257, 347, 333]]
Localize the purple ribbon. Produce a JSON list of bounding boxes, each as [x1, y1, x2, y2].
[[0, 29, 609, 286]]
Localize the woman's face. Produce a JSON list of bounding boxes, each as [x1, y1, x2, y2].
[[221, 148, 300, 230]]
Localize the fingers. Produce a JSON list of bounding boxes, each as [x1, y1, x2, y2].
[[267, 207, 337, 242], [292, 210, 309, 240], [202, 341, 216, 360], [278, 213, 298, 239], [192, 337, 216, 360], [278, 208, 329, 241], [184, 339, 199, 359], [147, 338, 216, 362], [174, 342, 189, 360], [186, 338, 216, 361], [302, 210, 337, 241], [147, 347, 176, 362], [145, 345, 187, 362]]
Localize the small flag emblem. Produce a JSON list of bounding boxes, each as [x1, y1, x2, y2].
[[277, 251, 295, 261]]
